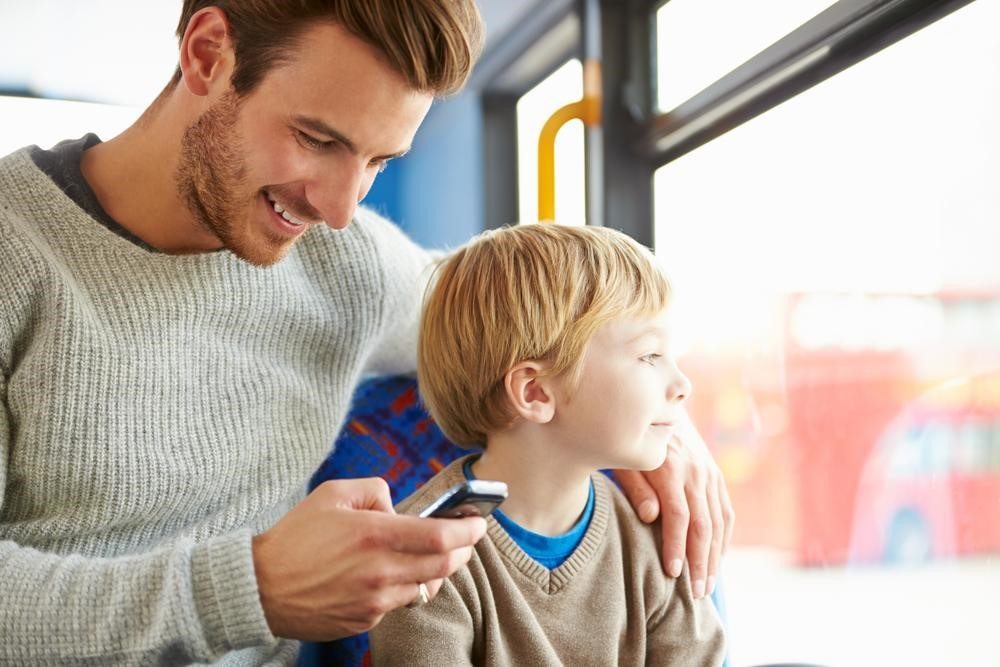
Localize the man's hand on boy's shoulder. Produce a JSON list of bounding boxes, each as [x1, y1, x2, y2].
[[613, 411, 734, 600]]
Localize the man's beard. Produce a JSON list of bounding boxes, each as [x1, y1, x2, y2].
[[175, 92, 289, 267]]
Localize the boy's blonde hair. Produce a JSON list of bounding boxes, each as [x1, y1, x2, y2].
[[418, 224, 672, 447]]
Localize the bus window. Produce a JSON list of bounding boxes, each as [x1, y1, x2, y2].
[[0, 96, 139, 157], [516, 59, 585, 225], [656, 0, 836, 112], [652, 1, 999, 665]]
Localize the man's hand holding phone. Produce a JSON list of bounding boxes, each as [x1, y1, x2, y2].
[[250, 477, 488, 641]]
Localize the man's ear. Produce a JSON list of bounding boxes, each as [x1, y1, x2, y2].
[[178, 7, 235, 97], [504, 361, 556, 425]]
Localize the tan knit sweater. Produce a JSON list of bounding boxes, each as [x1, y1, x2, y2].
[[369, 456, 726, 666]]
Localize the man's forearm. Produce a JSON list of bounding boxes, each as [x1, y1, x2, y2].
[[0, 530, 273, 664]]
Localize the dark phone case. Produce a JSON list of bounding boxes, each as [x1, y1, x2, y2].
[[418, 480, 508, 518]]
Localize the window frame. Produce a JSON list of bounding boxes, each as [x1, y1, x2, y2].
[[644, 0, 977, 170], [477, 0, 977, 246]]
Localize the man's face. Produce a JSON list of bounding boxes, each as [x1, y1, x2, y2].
[[550, 310, 692, 472], [176, 22, 434, 266]]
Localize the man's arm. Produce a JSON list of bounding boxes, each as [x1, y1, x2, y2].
[[0, 518, 271, 663], [0, 347, 271, 663], [0, 371, 481, 660], [0, 476, 483, 661], [1, 384, 268, 663], [357, 207, 442, 376], [615, 408, 735, 597]]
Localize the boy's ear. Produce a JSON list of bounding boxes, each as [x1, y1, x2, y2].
[[178, 7, 235, 97], [504, 361, 556, 425]]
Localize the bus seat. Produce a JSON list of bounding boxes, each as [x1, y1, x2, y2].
[[299, 374, 470, 666]]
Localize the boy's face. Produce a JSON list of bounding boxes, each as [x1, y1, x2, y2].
[[176, 21, 433, 266], [551, 309, 691, 472]]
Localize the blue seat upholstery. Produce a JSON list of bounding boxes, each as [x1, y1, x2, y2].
[[300, 374, 470, 666]]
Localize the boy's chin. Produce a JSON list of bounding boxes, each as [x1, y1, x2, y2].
[[620, 449, 669, 473]]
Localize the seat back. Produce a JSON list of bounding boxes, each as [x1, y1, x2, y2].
[[301, 374, 470, 666]]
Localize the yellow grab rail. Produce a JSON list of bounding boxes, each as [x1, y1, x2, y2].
[[537, 58, 602, 223]]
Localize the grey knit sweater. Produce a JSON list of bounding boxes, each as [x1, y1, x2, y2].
[[0, 148, 432, 664]]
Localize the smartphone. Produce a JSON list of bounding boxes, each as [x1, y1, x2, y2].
[[417, 479, 508, 519]]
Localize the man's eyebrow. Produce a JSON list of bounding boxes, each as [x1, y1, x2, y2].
[[293, 115, 411, 161]]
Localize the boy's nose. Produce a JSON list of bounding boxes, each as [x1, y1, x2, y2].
[[667, 368, 692, 403]]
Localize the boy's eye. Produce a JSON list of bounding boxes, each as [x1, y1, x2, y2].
[[640, 353, 662, 366], [371, 159, 388, 174]]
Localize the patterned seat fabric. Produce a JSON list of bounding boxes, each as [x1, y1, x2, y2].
[[301, 374, 471, 666]]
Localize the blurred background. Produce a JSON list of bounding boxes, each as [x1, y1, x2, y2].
[[2, 1, 998, 665]]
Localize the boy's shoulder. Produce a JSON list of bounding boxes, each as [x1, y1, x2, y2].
[[594, 473, 664, 552], [592, 473, 680, 596]]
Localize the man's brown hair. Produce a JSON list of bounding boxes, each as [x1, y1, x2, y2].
[[171, 0, 484, 96]]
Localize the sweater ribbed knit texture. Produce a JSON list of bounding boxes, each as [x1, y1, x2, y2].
[[369, 456, 727, 666], [0, 148, 431, 664]]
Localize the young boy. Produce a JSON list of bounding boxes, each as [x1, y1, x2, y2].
[[369, 224, 726, 665]]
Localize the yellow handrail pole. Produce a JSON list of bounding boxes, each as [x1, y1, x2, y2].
[[537, 58, 602, 223]]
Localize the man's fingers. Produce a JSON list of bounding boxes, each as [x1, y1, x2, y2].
[[314, 477, 396, 512], [683, 464, 711, 599], [656, 456, 691, 579], [423, 577, 445, 601], [705, 469, 725, 595], [718, 472, 736, 554], [613, 468, 660, 523], [393, 545, 476, 587], [371, 551, 470, 611], [383, 514, 487, 555]]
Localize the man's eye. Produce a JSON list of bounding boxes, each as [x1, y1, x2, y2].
[[640, 353, 662, 366], [296, 130, 329, 150], [371, 160, 389, 174]]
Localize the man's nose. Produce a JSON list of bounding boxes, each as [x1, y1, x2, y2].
[[307, 159, 373, 231]]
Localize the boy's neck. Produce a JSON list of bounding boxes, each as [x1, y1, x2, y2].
[[472, 428, 595, 536]]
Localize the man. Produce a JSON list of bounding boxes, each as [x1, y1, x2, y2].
[[0, 1, 733, 663]]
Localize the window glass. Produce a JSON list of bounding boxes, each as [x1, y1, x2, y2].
[[956, 422, 990, 473], [0, 96, 139, 156], [924, 422, 954, 474], [992, 421, 1000, 471], [653, 2, 1000, 665], [0, 2, 177, 106], [887, 425, 926, 478], [656, 0, 836, 111], [516, 59, 586, 225]]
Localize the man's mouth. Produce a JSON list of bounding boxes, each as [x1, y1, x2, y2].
[[265, 193, 309, 227]]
